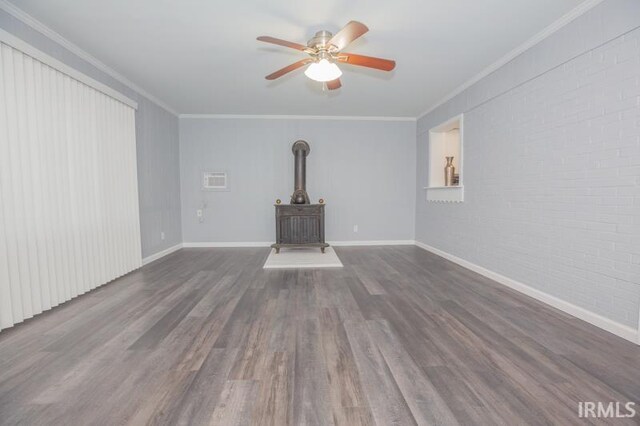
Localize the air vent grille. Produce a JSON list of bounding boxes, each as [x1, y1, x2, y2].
[[203, 172, 227, 190]]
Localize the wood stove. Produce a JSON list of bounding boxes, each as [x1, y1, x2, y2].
[[271, 140, 328, 253]]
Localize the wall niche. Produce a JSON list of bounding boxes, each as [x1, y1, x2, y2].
[[425, 114, 464, 202]]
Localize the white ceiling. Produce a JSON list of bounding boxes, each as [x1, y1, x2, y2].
[[11, 0, 587, 117]]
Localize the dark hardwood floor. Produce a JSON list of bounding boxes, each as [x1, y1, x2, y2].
[[0, 246, 638, 425]]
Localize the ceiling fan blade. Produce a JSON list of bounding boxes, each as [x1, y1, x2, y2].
[[265, 59, 313, 80], [257, 36, 307, 51], [328, 21, 368, 51], [326, 78, 341, 90], [337, 53, 396, 71]]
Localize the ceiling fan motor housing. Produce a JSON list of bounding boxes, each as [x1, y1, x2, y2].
[[307, 30, 335, 51]]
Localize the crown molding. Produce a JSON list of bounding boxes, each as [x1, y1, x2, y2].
[[1, 0, 606, 121], [180, 114, 417, 122], [416, 0, 605, 120], [0, 0, 179, 116]]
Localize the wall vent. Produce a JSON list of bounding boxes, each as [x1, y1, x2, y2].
[[203, 172, 228, 190]]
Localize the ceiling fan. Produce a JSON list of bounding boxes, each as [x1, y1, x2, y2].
[[257, 21, 395, 90]]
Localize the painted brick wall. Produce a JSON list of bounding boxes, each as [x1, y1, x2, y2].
[[416, 0, 640, 329]]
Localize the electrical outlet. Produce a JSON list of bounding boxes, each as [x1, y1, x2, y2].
[[160, 231, 165, 241], [353, 225, 358, 233], [197, 209, 203, 217]]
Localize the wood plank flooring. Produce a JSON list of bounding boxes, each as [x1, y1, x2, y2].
[[0, 246, 639, 425]]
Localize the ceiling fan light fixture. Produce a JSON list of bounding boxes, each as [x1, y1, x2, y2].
[[304, 59, 342, 82]]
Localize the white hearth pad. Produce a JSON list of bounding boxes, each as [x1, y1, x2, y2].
[[263, 247, 343, 269]]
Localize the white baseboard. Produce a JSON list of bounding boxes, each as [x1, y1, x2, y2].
[[182, 240, 415, 248], [183, 242, 272, 248], [330, 240, 415, 246], [414, 241, 640, 345], [142, 243, 183, 265]]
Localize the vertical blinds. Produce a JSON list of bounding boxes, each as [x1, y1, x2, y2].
[[0, 39, 142, 331]]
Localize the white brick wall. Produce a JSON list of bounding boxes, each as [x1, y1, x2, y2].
[[416, 0, 640, 329]]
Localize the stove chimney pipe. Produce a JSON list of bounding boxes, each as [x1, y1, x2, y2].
[[291, 140, 310, 204]]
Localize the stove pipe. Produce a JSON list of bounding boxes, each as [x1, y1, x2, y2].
[[291, 140, 310, 204]]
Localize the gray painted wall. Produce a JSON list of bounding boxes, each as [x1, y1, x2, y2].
[[415, 0, 640, 329], [135, 99, 182, 258], [180, 118, 416, 243], [0, 9, 182, 258]]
